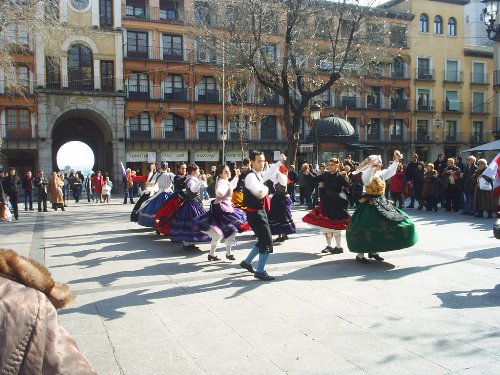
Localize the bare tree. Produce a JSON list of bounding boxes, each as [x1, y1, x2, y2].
[[0, 0, 73, 95], [190, 0, 409, 165]]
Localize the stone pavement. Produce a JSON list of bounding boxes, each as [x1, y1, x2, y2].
[[1, 201, 500, 375]]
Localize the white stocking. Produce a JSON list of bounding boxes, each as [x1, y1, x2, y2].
[[324, 233, 333, 247], [204, 228, 223, 256], [333, 231, 342, 248], [224, 232, 237, 256]]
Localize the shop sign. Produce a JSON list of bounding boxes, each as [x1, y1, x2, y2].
[[147, 152, 156, 163], [195, 150, 219, 161], [160, 150, 188, 161], [225, 152, 244, 161], [126, 151, 149, 162], [299, 144, 314, 153]]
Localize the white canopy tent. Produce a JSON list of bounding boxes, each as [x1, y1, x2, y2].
[[462, 139, 500, 153]]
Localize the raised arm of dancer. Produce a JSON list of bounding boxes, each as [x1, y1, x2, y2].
[[380, 158, 400, 181], [277, 172, 288, 186], [261, 161, 282, 182]]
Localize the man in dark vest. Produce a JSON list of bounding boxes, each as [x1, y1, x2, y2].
[[240, 151, 285, 281]]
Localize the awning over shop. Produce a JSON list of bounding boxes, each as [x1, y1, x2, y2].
[[462, 139, 500, 152]]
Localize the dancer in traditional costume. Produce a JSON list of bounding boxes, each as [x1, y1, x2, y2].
[[155, 164, 187, 236], [137, 162, 175, 228], [346, 150, 418, 264], [302, 158, 350, 254], [231, 158, 250, 210], [192, 165, 248, 261], [269, 165, 296, 242], [131, 163, 156, 222], [170, 164, 210, 250], [239, 152, 285, 281]]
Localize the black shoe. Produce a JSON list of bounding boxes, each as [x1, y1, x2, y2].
[[25, 208, 28, 211], [208, 254, 220, 261], [240, 261, 255, 273], [368, 253, 384, 261], [190, 245, 200, 251], [329, 247, 343, 254], [43, 209, 48, 212], [226, 254, 236, 261], [407, 205, 414, 208], [29, 208, 34, 211], [61, 208, 65, 211], [321, 246, 333, 253], [254, 271, 275, 281], [356, 256, 370, 264], [38, 209, 42, 212]]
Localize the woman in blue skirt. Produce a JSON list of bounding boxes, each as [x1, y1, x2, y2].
[[192, 164, 248, 261], [170, 164, 210, 250], [137, 162, 175, 228], [269, 165, 296, 242]]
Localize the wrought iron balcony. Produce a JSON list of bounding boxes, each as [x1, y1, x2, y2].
[[123, 4, 185, 24], [415, 68, 434, 81]]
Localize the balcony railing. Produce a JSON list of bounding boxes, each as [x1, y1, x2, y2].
[[163, 128, 185, 140], [443, 101, 462, 113], [261, 95, 280, 106], [470, 134, 484, 144], [443, 70, 463, 83], [443, 132, 462, 143], [124, 45, 190, 62], [389, 66, 409, 79], [261, 130, 278, 141], [415, 68, 434, 81], [36, 75, 120, 92], [414, 132, 433, 143], [126, 84, 150, 99], [1, 125, 34, 139], [494, 71, 500, 86], [415, 100, 435, 112], [471, 72, 489, 85], [164, 87, 188, 101], [390, 99, 409, 111], [198, 131, 218, 140], [389, 134, 403, 141], [338, 96, 359, 109], [366, 133, 382, 141], [123, 4, 185, 23], [197, 89, 219, 102], [471, 102, 488, 114]]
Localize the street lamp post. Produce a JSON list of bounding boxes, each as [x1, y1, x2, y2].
[[309, 102, 321, 165], [221, 129, 227, 164]]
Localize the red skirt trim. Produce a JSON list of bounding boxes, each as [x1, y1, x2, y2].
[[302, 204, 350, 230], [155, 197, 183, 235]]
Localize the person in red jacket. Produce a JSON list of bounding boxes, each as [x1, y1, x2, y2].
[[91, 171, 104, 203], [389, 162, 405, 209]]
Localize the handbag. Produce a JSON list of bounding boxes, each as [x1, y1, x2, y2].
[[479, 177, 492, 191]]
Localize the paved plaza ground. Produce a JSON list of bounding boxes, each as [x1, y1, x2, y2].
[[1, 200, 500, 374]]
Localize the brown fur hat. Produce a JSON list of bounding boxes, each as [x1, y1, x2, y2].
[[0, 249, 75, 309]]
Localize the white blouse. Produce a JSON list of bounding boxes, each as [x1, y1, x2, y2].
[[361, 160, 399, 186], [245, 161, 282, 199]]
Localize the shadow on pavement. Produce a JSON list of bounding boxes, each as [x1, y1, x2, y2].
[[434, 284, 500, 309]]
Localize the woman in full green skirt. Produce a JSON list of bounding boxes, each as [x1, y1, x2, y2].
[[346, 150, 418, 264]]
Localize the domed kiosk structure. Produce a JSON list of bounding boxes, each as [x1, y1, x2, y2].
[[307, 116, 377, 164]]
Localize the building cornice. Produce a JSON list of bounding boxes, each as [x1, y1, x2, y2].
[[464, 48, 494, 58]]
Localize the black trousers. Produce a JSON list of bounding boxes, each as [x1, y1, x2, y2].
[[445, 188, 460, 211], [9, 193, 19, 219], [247, 210, 273, 254], [38, 192, 47, 211]]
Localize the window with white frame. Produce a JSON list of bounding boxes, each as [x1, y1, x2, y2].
[[127, 73, 149, 98], [417, 119, 430, 141], [434, 15, 443, 34], [164, 113, 185, 138], [448, 17, 457, 36], [472, 121, 483, 142], [389, 119, 403, 140], [420, 13, 429, 32], [164, 74, 186, 101], [472, 92, 486, 113], [7, 109, 30, 131], [197, 115, 217, 139], [129, 113, 150, 133], [444, 120, 457, 139], [17, 66, 29, 89], [445, 90, 460, 111], [417, 88, 431, 110], [162, 34, 183, 61], [445, 59, 459, 82], [197, 77, 218, 102], [472, 62, 486, 83]]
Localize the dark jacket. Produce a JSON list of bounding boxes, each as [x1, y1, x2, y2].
[[441, 165, 461, 189], [2, 176, 21, 196], [463, 163, 478, 194], [303, 170, 317, 193], [22, 176, 34, 192], [35, 176, 49, 196], [405, 161, 419, 182]]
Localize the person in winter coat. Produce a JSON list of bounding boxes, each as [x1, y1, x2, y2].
[[0, 249, 97, 375], [48, 172, 65, 211], [472, 159, 494, 218], [92, 171, 104, 203], [21, 170, 34, 211], [2, 168, 21, 220], [389, 163, 405, 209], [405, 154, 420, 208], [34, 171, 49, 212], [441, 158, 462, 212], [462, 155, 478, 215], [413, 162, 425, 209], [421, 163, 438, 211]]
